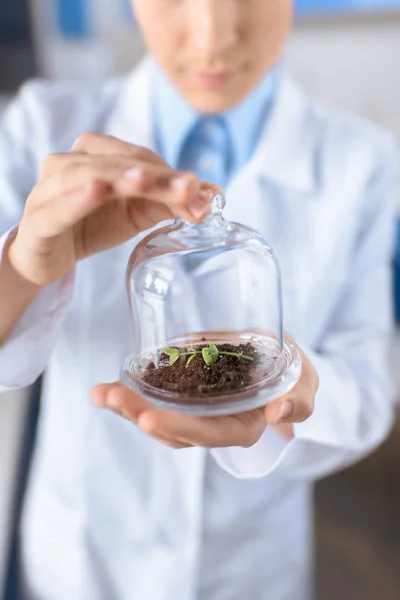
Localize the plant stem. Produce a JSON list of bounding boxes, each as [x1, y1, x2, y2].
[[219, 351, 253, 361], [181, 350, 253, 361]]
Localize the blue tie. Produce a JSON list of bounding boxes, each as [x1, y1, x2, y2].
[[177, 116, 232, 189]]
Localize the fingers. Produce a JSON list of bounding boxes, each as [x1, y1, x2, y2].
[[199, 181, 224, 197], [91, 383, 191, 449], [34, 134, 223, 234], [117, 167, 211, 221], [70, 134, 221, 219], [32, 156, 212, 225], [39, 143, 162, 183], [91, 382, 153, 421], [92, 382, 267, 449], [138, 408, 266, 449], [39, 144, 221, 217], [34, 157, 194, 205], [264, 345, 319, 426], [26, 180, 112, 238], [71, 132, 166, 167]]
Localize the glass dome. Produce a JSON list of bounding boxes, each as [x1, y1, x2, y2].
[[120, 195, 301, 416]]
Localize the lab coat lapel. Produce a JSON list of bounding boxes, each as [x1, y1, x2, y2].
[[225, 73, 319, 231], [251, 75, 318, 194], [224, 75, 320, 342], [105, 58, 156, 151]]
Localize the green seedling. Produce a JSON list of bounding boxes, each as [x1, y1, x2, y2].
[[163, 343, 254, 368]]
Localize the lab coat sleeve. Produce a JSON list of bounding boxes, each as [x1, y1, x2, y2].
[[211, 140, 399, 481], [0, 84, 75, 392]]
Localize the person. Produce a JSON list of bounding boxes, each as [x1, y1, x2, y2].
[[0, 1, 398, 598]]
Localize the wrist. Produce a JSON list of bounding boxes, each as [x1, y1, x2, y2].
[[3, 232, 42, 293], [0, 230, 42, 346]]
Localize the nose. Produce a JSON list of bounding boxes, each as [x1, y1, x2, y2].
[[188, 0, 238, 61]]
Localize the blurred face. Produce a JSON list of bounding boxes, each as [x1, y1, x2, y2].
[[132, 0, 293, 113]]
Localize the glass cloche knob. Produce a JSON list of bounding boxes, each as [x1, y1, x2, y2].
[[120, 194, 301, 415]]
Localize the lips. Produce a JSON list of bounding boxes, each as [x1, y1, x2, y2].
[[194, 70, 235, 89]]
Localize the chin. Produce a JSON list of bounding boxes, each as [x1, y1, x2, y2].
[[183, 87, 252, 115], [175, 72, 264, 114]]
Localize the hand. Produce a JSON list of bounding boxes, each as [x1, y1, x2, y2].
[[9, 133, 219, 286], [91, 338, 319, 449]]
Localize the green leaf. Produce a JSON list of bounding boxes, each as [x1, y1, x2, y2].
[[163, 347, 180, 365], [208, 342, 219, 360], [186, 354, 196, 368], [202, 343, 219, 366], [202, 348, 213, 365]]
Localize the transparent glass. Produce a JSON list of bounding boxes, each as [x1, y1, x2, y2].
[[121, 195, 301, 415]]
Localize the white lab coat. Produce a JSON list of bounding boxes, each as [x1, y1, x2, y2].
[[0, 59, 398, 600]]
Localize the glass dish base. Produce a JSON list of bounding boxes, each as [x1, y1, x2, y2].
[[120, 335, 302, 417]]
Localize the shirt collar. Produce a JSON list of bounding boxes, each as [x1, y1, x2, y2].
[[224, 69, 279, 174], [153, 63, 280, 171], [153, 67, 198, 169]]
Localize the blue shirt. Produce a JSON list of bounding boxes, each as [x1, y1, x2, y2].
[[153, 66, 279, 188]]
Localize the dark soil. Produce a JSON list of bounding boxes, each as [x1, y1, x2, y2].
[[142, 342, 259, 396]]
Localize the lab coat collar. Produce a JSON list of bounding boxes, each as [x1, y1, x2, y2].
[[250, 74, 319, 194], [110, 58, 318, 194]]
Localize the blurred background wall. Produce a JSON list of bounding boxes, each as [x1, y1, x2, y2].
[[0, 1, 400, 599]]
